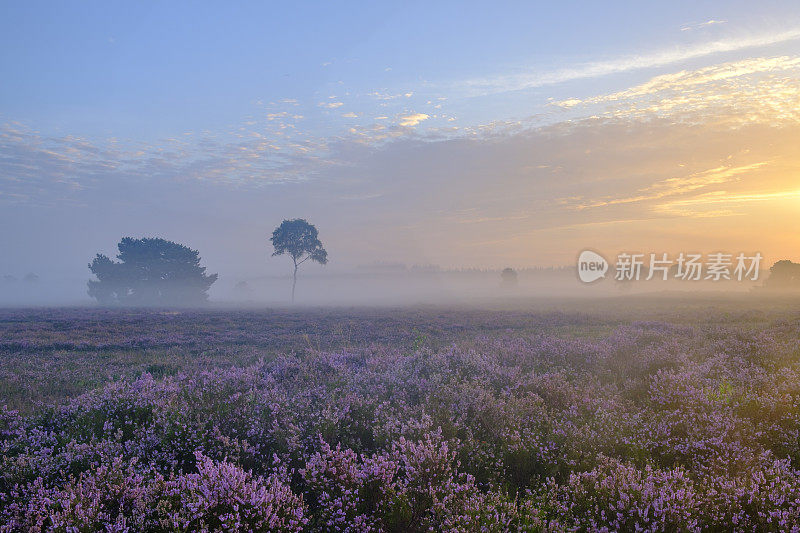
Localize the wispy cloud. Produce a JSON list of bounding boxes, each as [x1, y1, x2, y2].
[[5, 107, 800, 266], [459, 28, 800, 95], [656, 188, 800, 216], [571, 162, 770, 210], [556, 56, 800, 108], [681, 19, 728, 32], [551, 56, 800, 127]]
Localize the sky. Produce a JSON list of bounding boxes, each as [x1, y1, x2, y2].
[[2, 1, 800, 292]]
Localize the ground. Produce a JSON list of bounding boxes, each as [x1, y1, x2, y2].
[[1, 296, 800, 530]]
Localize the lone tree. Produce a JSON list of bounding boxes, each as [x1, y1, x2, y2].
[[88, 237, 217, 305], [270, 219, 328, 302]]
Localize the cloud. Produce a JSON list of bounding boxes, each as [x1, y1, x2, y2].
[[570, 162, 771, 209], [458, 28, 800, 95], [556, 56, 800, 107], [5, 49, 800, 269], [368, 92, 411, 101], [552, 56, 800, 126], [341, 112, 359, 118], [319, 102, 344, 109], [681, 19, 728, 32], [5, 111, 800, 268], [398, 113, 429, 127]]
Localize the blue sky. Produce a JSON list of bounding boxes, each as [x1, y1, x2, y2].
[[4, 1, 798, 137], [2, 1, 800, 294]]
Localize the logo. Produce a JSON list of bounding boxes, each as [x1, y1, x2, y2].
[[576, 250, 762, 284], [577, 250, 609, 283]]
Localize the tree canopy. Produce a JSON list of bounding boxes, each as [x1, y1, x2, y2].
[[88, 237, 217, 305], [270, 219, 328, 264]]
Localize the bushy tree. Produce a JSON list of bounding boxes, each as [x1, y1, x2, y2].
[[270, 219, 328, 302], [765, 260, 800, 289], [501, 267, 518, 286], [88, 237, 217, 305]]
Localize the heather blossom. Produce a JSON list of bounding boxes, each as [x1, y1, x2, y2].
[[3, 306, 800, 530]]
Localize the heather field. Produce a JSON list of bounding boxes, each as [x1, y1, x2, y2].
[[2, 298, 800, 531]]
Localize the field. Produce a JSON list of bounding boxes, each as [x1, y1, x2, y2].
[[2, 297, 800, 531]]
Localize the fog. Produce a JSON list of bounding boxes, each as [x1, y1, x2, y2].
[[2, 113, 798, 308], [1, 261, 771, 308]]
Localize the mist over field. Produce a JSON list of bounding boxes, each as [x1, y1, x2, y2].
[[0, 265, 774, 307]]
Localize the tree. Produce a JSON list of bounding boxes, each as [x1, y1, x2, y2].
[[501, 267, 518, 286], [88, 237, 218, 305], [765, 260, 800, 289], [270, 219, 328, 302]]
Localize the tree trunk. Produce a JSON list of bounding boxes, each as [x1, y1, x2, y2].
[[291, 262, 298, 303]]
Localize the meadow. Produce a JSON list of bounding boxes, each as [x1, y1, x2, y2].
[[2, 297, 800, 531]]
